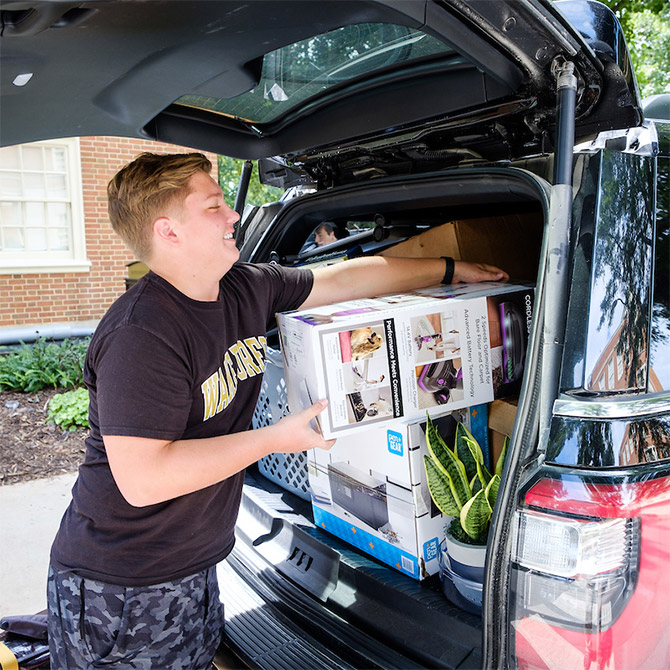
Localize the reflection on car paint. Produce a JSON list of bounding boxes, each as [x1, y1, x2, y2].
[[583, 150, 655, 393], [547, 414, 670, 467]]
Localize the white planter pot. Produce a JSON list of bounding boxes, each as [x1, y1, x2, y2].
[[444, 531, 486, 582]]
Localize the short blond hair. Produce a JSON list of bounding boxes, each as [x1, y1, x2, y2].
[[107, 152, 213, 260]]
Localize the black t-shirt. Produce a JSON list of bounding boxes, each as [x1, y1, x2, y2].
[[50, 262, 313, 586]]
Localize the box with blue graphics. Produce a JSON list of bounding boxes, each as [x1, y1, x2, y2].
[[278, 281, 534, 440], [307, 405, 488, 580]]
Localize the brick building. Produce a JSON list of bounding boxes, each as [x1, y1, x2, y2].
[[0, 137, 218, 331]]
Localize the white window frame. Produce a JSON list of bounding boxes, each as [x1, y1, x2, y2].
[[0, 138, 90, 274], [616, 351, 624, 380]]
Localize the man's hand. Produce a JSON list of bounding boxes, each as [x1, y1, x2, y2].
[[453, 261, 509, 284], [271, 399, 336, 453]]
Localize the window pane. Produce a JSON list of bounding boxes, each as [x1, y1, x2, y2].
[[22, 146, 44, 171], [0, 146, 21, 170], [49, 147, 67, 172], [25, 201, 45, 227], [46, 173, 68, 198], [47, 202, 69, 229], [177, 23, 454, 124], [25, 227, 48, 251], [49, 227, 70, 251], [4, 227, 25, 250], [0, 201, 22, 226], [0, 172, 22, 197], [24, 173, 45, 198]]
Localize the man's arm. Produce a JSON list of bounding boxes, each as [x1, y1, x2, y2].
[[301, 256, 509, 310], [104, 400, 333, 507]]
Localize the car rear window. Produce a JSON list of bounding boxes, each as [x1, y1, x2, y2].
[[175, 23, 456, 124]]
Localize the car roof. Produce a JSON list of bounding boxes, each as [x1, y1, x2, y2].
[[1, 0, 642, 161]]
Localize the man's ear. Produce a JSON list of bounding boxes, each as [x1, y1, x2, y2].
[[153, 216, 179, 246]]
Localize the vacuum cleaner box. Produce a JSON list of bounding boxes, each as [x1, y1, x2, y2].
[[308, 406, 488, 580], [277, 281, 534, 440]]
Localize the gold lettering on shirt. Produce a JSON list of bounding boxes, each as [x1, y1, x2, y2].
[[200, 337, 267, 421], [237, 340, 262, 377], [215, 367, 229, 414], [201, 373, 219, 421], [223, 351, 238, 399], [229, 343, 248, 381], [245, 337, 266, 373]]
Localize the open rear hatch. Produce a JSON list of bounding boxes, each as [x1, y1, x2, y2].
[[2, 1, 641, 163]]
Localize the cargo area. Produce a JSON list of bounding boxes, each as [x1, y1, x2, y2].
[[220, 173, 549, 668]]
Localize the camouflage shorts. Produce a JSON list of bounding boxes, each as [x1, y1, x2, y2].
[[47, 564, 225, 669]]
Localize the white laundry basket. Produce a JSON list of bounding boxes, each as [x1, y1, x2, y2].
[[252, 346, 311, 501]]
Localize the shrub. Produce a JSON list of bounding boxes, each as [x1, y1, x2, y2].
[[47, 387, 90, 431], [0, 337, 89, 392]]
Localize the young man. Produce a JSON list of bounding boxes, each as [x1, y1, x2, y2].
[[313, 221, 338, 246], [47, 152, 508, 669]]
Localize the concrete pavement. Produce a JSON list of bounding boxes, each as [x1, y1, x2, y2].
[[0, 472, 77, 619]]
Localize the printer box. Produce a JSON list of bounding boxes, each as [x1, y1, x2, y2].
[[308, 405, 488, 580], [278, 281, 534, 439]]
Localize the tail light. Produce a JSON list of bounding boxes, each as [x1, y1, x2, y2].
[[513, 511, 639, 630], [509, 474, 670, 670]]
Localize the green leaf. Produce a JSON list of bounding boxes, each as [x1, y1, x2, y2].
[[47, 387, 89, 431], [424, 456, 461, 516], [495, 434, 510, 478], [470, 472, 482, 495], [426, 416, 471, 507], [454, 423, 479, 480], [460, 488, 492, 542], [486, 473, 501, 509]]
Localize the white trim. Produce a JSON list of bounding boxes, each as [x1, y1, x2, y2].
[[0, 258, 91, 275]]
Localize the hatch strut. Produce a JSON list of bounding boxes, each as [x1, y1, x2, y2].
[[538, 59, 578, 449], [234, 160, 253, 216]]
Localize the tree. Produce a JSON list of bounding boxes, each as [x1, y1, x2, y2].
[[598, 0, 670, 97], [217, 155, 282, 209]]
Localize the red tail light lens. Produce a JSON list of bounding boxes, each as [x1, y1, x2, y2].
[[510, 474, 670, 670]]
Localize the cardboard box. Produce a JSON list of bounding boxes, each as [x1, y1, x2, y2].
[[308, 405, 488, 580], [380, 213, 543, 282], [278, 282, 534, 439], [488, 396, 519, 470]]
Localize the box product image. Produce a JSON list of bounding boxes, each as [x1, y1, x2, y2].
[[278, 281, 534, 439], [307, 405, 488, 580]]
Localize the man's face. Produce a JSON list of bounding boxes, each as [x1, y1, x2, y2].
[[314, 227, 337, 247], [171, 171, 240, 276]]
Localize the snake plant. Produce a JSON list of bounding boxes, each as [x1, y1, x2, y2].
[[423, 415, 509, 545]]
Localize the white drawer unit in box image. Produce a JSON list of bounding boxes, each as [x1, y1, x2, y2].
[[278, 281, 534, 439], [307, 405, 488, 580]]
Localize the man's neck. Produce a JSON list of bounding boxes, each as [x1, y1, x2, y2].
[[150, 265, 221, 302]]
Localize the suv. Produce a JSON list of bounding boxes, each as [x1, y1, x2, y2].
[[2, 1, 668, 668]]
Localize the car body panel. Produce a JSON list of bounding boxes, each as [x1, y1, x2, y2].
[[561, 148, 656, 395], [482, 115, 670, 668]]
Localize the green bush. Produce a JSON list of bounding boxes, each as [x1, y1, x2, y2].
[[47, 387, 90, 431], [0, 337, 90, 392]]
